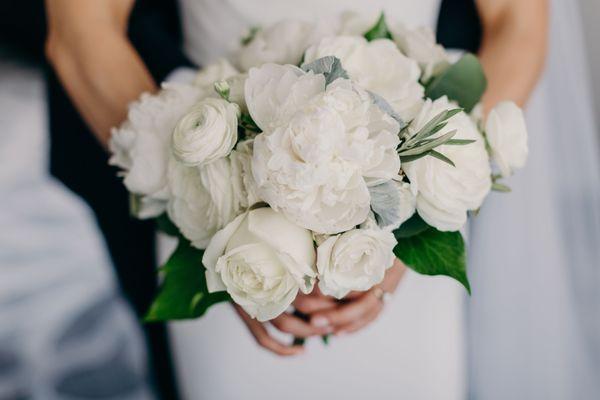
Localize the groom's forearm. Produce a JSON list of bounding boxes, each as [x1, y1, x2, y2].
[[476, 0, 549, 113], [45, 0, 157, 148]]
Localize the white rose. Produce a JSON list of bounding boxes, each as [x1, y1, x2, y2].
[[485, 101, 528, 178], [304, 36, 424, 121], [194, 59, 238, 91], [109, 83, 202, 218], [171, 97, 239, 167], [203, 208, 317, 321], [393, 24, 451, 81], [245, 63, 325, 131], [236, 20, 328, 72], [167, 158, 239, 248], [403, 96, 491, 231], [230, 139, 261, 209], [316, 225, 397, 299]]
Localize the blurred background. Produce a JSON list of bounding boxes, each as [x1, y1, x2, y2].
[[1, 1, 599, 399]]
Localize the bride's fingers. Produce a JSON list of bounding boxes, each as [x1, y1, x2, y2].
[[233, 305, 304, 356], [271, 313, 332, 337], [309, 292, 379, 330], [334, 302, 383, 336], [293, 293, 337, 314]]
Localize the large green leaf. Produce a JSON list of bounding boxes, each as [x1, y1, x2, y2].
[[145, 239, 229, 322], [425, 53, 487, 113], [393, 213, 430, 238], [364, 12, 393, 41], [394, 228, 471, 294]]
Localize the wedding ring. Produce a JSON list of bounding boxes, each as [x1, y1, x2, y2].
[[372, 286, 391, 305]]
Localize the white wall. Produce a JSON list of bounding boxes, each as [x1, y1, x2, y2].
[[580, 0, 600, 124]]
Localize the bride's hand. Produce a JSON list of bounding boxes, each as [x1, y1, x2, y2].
[[233, 290, 336, 356], [309, 259, 407, 336]]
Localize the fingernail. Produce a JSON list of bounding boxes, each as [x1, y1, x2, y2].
[[311, 316, 329, 327]]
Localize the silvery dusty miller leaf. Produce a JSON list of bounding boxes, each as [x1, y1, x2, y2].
[[301, 56, 349, 85], [369, 181, 404, 230], [369, 91, 406, 129]]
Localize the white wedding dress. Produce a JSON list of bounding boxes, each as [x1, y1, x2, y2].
[[166, 1, 466, 400]]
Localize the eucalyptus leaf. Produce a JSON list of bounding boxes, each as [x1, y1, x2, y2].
[[425, 53, 487, 113], [301, 56, 349, 85], [446, 139, 476, 145], [428, 150, 456, 167], [394, 228, 471, 294], [369, 181, 403, 230], [399, 130, 457, 156], [145, 239, 230, 322], [364, 12, 393, 41]]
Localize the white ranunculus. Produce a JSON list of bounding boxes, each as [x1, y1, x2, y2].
[[485, 101, 528, 178], [203, 208, 317, 321], [171, 97, 239, 167], [393, 24, 451, 81], [167, 158, 238, 248], [403, 96, 491, 231], [304, 36, 424, 121], [109, 83, 202, 218], [230, 139, 261, 209], [245, 63, 326, 131], [194, 59, 238, 91], [316, 225, 397, 299]]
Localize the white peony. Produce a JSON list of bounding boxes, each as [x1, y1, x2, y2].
[[171, 97, 239, 167], [402, 96, 491, 231], [485, 101, 528, 178], [166, 158, 239, 248], [194, 58, 238, 92], [244, 63, 326, 131], [393, 24, 451, 81], [230, 139, 261, 209], [251, 78, 400, 234], [304, 36, 424, 121], [236, 20, 331, 72], [316, 224, 397, 299], [203, 208, 317, 321], [109, 83, 202, 218]]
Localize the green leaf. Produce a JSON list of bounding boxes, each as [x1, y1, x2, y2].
[[156, 213, 180, 237], [492, 182, 512, 192], [429, 150, 456, 167], [364, 12, 393, 41], [393, 213, 430, 238], [425, 53, 487, 113], [241, 26, 260, 46], [445, 139, 476, 146], [301, 56, 349, 85], [145, 239, 230, 322], [214, 81, 230, 101], [394, 228, 471, 294], [239, 113, 262, 133], [399, 130, 457, 156]]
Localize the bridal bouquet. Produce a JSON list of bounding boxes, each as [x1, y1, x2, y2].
[[110, 13, 528, 322]]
